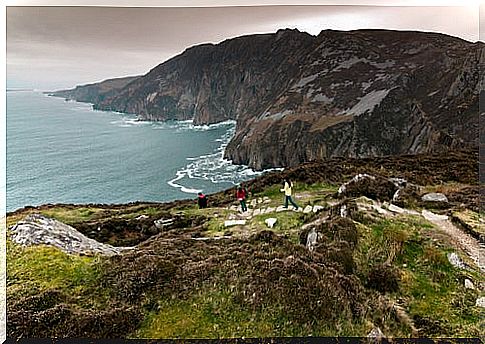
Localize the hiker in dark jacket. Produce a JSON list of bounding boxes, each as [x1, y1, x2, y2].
[[197, 192, 208, 209], [236, 185, 248, 212]]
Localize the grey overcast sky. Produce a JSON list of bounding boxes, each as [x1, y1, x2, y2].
[[6, 2, 480, 91]]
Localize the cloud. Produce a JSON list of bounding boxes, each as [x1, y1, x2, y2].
[[6, 5, 479, 89]]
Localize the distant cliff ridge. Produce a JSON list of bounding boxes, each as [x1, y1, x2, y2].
[[48, 75, 140, 104], [49, 29, 483, 170]]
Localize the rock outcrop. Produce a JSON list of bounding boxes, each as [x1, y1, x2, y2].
[[9, 214, 132, 256], [50, 30, 482, 169]]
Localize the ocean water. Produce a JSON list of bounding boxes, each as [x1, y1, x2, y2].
[[6, 91, 264, 212]]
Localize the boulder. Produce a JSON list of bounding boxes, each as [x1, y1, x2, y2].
[[9, 214, 130, 256], [338, 174, 398, 202], [422, 193, 449, 202]]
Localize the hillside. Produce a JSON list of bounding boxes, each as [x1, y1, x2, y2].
[[48, 29, 483, 169], [6, 149, 483, 339]]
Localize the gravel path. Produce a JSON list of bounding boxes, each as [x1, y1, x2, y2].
[[422, 210, 484, 271]]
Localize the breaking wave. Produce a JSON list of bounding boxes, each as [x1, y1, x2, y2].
[[167, 121, 278, 194], [107, 114, 277, 195]]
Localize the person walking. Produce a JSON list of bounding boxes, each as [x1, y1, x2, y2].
[[236, 185, 248, 212], [197, 192, 208, 209], [280, 178, 299, 210]]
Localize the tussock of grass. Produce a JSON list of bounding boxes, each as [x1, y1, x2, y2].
[[7, 238, 101, 297]]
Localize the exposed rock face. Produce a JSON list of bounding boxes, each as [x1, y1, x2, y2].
[[51, 29, 482, 169], [9, 214, 131, 256]]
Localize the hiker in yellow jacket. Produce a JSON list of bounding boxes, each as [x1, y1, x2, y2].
[[280, 178, 299, 210]]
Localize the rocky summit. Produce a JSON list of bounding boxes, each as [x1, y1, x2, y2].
[[49, 29, 483, 170]]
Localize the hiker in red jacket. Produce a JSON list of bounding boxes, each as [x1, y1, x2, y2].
[[236, 185, 248, 212]]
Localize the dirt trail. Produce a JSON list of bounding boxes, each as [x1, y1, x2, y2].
[[421, 210, 484, 271]]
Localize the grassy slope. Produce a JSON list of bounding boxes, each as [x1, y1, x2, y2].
[[6, 181, 483, 338]]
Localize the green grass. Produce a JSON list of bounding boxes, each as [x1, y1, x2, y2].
[[253, 211, 304, 232], [40, 207, 107, 224], [134, 288, 369, 339], [354, 215, 483, 337], [7, 238, 103, 300], [254, 182, 337, 202]]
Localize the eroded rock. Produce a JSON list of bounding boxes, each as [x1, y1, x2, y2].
[[9, 214, 131, 256]]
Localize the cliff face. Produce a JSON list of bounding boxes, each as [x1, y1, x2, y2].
[[224, 30, 482, 169], [89, 30, 316, 123], [51, 29, 483, 170]]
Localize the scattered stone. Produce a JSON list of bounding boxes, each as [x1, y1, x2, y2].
[[264, 218, 277, 228], [253, 209, 261, 216], [263, 197, 271, 204], [392, 189, 400, 202], [9, 214, 130, 256], [476, 297, 485, 308], [338, 173, 376, 194], [257, 198, 263, 204], [338, 173, 398, 201], [276, 206, 288, 212], [192, 236, 232, 241], [306, 228, 318, 251], [303, 205, 313, 214], [224, 220, 247, 227], [371, 204, 391, 216], [447, 252, 466, 269], [266, 207, 275, 213], [367, 326, 385, 340], [389, 177, 407, 188], [239, 211, 253, 218], [422, 193, 448, 202], [388, 204, 420, 215], [154, 218, 174, 229], [229, 205, 239, 211], [340, 204, 348, 217], [422, 210, 448, 221], [228, 214, 237, 220], [135, 215, 148, 220], [464, 279, 475, 290], [250, 199, 257, 207], [313, 205, 324, 213], [388, 204, 405, 214]]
